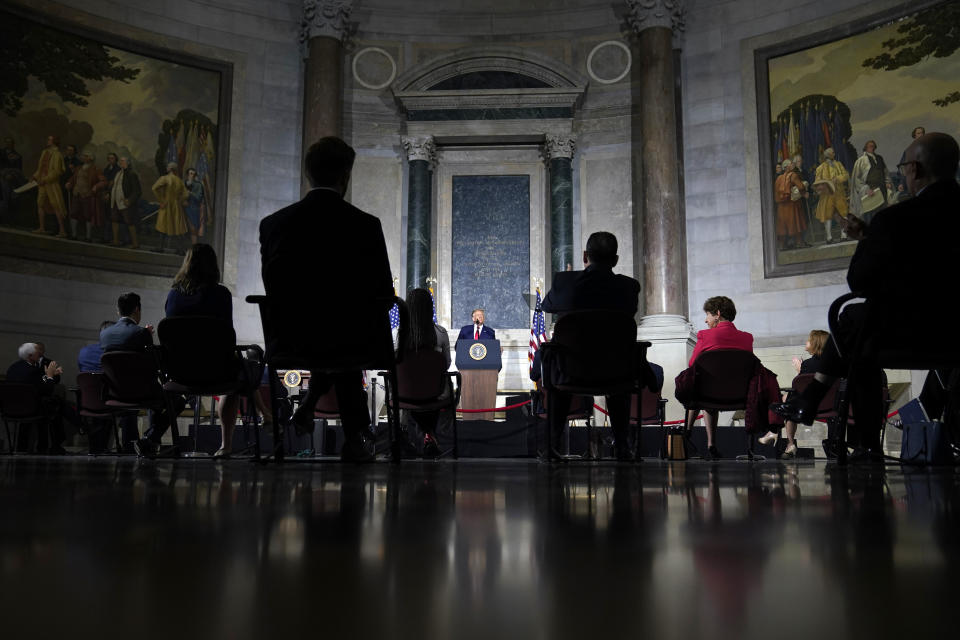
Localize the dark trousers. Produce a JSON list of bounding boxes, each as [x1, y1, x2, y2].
[[818, 303, 885, 449], [548, 391, 629, 453], [144, 395, 186, 445], [303, 371, 370, 440]]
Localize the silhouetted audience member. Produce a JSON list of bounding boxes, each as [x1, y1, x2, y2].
[[164, 243, 241, 457], [5, 342, 69, 453], [759, 329, 828, 459], [540, 231, 654, 461], [100, 292, 183, 458], [775, 132, 960, 461], [259, 136, 393, 462], [684, 296, 754, 459], [78, 320, 116, 373], [78, 320, 140, 453]]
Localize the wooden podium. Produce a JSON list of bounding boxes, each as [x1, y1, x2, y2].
[[455, 339, 502, 420]]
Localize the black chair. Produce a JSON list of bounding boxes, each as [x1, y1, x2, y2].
[[383, 349, 462, 458], [630, 386, 668, 457], [100, 350, 182, 455], [680, 349, 764, 460], [535, 387, 595, 457], [73, 371, 133, 454], [827, 291, 946, 464], [156, 316, 265, 459], [539, 310, 648, 460], [0, 381, 49, 454], [246, 294, 402, 462]]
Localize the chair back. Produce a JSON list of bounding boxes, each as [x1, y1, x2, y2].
[[76, 372, 111, 415], [157, 316, 240, 388], [550, 310, 638, 390], [0, 381, 42, 418], [630, 387, 665, 424], [691, 349, 759, 406], [791, 373, 840, 417], [247, 295, 397, 373], [396, 350, 449, 402], [100, 351, 164, 404]]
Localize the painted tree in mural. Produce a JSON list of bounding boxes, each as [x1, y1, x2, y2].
[[0, 15, 140, 117], [862, 1, 960, 107]]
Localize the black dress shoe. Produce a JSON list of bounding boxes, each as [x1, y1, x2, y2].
[[422, 434, 441, 459], [848, 447, 884, 464], [615, 447, 635, 462], [290, 409, 315, 436], [770, 399, 816, 426], [133, 438, 158, 459], [707, 445, 722, 460], [340, 436, 374, 463]]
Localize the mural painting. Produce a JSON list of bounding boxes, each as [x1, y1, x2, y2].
[[759, 0, 960, 276], [0, 8, 230, 276]]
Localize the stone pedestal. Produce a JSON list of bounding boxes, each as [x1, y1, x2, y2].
[[637, 313, 696, 421], [545, 135, 576, 278], [402, 136, 436, 292], [299, 0, 353, 194]]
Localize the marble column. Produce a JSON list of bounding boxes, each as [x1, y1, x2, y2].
[[402, 136, 436, 293], [545, 134, 576, 278], [627, 0, 694, 420], [299, 0, 352, 194]]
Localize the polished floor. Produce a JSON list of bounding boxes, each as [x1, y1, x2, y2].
[[1, 456, 958, 638]]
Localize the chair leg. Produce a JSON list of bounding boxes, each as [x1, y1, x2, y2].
[[835, 378, 852, 467], [3, 418, 11, 454], [452, 411, 459, 460], [248, 391, 261, 462], [267, 364, 283, 463], [385, 369, 401, 463], [112, 415, 122, 454]]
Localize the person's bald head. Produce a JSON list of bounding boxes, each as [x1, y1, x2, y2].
[[902, 132, 959, 194]]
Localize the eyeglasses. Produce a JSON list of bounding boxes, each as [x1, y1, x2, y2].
[[897, 161, 919, 175]]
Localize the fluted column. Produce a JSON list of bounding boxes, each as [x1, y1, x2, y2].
[[544, 134, 576, 278], [627, 0, 687, 318], [402, 136, 436, 293], [299, 0, 352, 193]]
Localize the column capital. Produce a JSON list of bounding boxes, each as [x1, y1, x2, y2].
[[401, 136, 437, 167], [625, 0, 686, 34], [543, 134, 576, 161], [300, 0, 354, 48]]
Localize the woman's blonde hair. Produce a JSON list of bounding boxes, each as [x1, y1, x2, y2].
[[808, 329, 829, 357]]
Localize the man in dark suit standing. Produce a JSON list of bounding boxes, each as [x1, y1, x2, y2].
[[540, 231, 656, 461], [260, 137, 393, 463], [456, 308, 495, 344], [775, 132, 960, 460]]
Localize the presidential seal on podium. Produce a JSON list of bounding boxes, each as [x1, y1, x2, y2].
[[469, 342, 488, 361]]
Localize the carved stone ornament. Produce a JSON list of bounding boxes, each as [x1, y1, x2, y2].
[[300, 0, 353, 47], [625, 0, 686, 33], [543, 134, 576, 161], [401, 136, 437, 166]]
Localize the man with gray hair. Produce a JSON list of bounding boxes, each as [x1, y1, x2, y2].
[[5, 342, 68, 453], [110, 156, 141, 248]]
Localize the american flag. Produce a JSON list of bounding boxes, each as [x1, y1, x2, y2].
[[389, 301, 400, 330], [528, 287, 547, 374], [428, 286, 437, 323]]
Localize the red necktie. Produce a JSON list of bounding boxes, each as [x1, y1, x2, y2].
[[475, 328, 479, 340]]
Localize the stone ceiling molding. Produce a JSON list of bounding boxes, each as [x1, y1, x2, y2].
[[300, 0, 354, 46], [625, 0, 686, 33], [391, 46, 588, 114]]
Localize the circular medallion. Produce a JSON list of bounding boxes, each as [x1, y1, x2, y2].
[[586, 40, 631, 85], [352, 47, 397, 90], [282, 370, 302, 388], [469, 342, 488, 361]]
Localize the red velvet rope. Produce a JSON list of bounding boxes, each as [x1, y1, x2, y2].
[[456, 399, 532, 413]]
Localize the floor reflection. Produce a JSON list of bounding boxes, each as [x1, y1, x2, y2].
[[0, 457, 957, 637]]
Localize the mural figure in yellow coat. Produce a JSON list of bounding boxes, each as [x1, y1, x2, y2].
[[152, 162, 188, 247], [32, 135, 68, 237], [813, 147, 850, 243]]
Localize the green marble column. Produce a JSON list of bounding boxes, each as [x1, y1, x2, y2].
[[402, 136, 436, 292], [545, 135, 576, 277]]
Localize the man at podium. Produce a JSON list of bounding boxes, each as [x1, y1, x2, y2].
[[456, 308, 495, 344]]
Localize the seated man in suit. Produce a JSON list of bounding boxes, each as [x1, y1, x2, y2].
[[78, 321, 115, 373], [456, 308, 495, 345], [774, 132, 960, 461], [100, 292, 183, 458], [260, 136, 393, 463], [540, 231, 657, 461], [5, 342, 70, 453]]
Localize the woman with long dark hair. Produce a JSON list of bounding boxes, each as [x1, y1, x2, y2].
[[402, 288, 451, 457], [165, 243, 239, 457]]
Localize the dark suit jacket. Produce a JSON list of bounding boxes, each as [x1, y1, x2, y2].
[[165, 284, 233, 326], [100, 317, 153, 352], [5, 359, 57, 395], [541, 265, 640, 317], [848, 180, 960, 336], [457, 325, 496, 342], [259, 188, 393, 358]]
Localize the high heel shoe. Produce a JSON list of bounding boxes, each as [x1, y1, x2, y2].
[[780, 443, 797, 460], [758, 431, 778, 446]]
